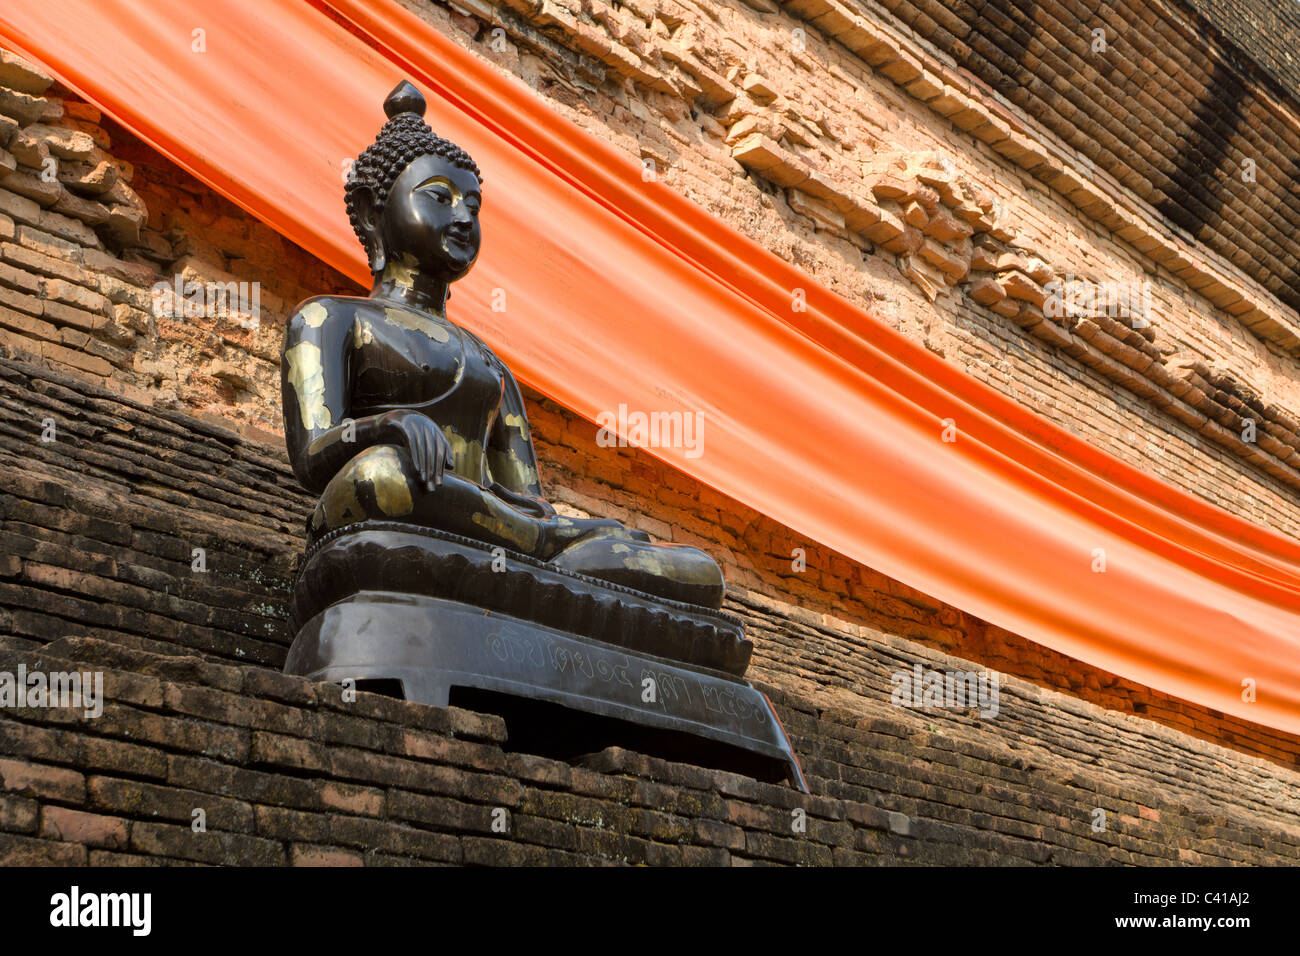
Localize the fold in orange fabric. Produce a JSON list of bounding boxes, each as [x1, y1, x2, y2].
[[5, 0, 1300, 733]]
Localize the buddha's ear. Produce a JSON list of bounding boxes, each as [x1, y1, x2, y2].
[[352, 184, 386, 276]]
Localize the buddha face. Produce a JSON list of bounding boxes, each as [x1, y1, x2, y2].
[[366, 153, 482, 285]]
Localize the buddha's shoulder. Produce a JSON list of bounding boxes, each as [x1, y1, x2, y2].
[[286, 295, 381, 334]]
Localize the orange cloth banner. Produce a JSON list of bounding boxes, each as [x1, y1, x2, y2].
[[6, 0, 1300, 733]]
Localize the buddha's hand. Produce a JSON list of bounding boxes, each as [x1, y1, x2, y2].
[[379, 408, 454, 490]]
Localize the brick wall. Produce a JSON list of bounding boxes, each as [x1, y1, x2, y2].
[[5, 632, 1299, 866], [2, 0, 1300, 865], [0, 49, 354, 440], [3, 356, 1299, 866]]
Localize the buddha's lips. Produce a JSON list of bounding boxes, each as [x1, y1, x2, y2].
[[441, 235, 475, 256]]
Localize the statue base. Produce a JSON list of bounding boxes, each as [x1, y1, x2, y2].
[[283, 523, 805, 790]]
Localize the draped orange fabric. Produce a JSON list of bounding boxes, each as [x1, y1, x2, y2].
[[6, 0, 1300, 733]]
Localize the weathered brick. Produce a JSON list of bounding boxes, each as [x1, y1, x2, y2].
[[131, 821, 285, 866], [290, 843, 364, 866], [386, 789, 499, 834], [329, 815, 462, 863], [87, 776, 256, 832], [0, 791, 38, 833], [41, 805, 129, 849], [0, 758, 86, 803], [0, 832, 87, 864]]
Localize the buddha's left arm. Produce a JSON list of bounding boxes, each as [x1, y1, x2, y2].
[[486, 363, 553, 515]]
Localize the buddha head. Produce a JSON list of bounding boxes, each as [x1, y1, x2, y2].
[[346, 81, 483, 288]]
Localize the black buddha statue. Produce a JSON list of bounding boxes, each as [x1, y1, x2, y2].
[[279, 82, 804, 790], [280, 80, 724, 609]]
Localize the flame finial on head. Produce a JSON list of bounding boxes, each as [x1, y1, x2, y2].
[[384, 80, 427, 119]]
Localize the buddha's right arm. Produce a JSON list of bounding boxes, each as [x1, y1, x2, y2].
[[281, 302, 454, 493], [281, 302, 366, 492]]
